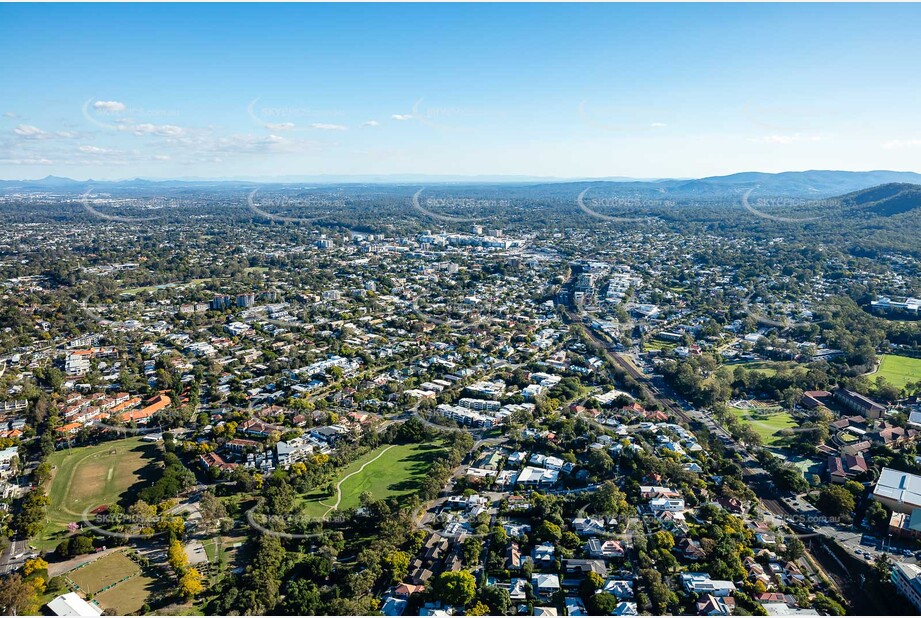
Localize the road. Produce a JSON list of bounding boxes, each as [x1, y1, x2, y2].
[[0, 537, 30, 575]]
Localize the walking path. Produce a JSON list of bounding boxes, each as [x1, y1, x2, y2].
[[322, 444, 397, 518]]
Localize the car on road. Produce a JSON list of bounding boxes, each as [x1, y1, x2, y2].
[[864, 553, 873, 560], [904, 549, 914, 557]]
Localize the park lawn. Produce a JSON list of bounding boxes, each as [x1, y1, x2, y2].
[[645, 339, 677, 351], [40, 437, 160, 549], [876, 354, 921, 391], [731, 406, 797, 446], [94, 572, 160, 615], [120, 278, 215, 295], [299, 441, 447, 519], [67, 551, 139, 595]]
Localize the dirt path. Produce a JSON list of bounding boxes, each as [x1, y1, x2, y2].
[[322, 445, 397, 519], [48, 546, 124, 577]]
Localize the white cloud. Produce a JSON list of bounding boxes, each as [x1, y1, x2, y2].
[[651, 122, 667, 128], [153, 154, 171, 161], [0, 157, 54, 165], [11, 124, 78, 140], [13, 124, 47, 138], [3, 112, 18, 118], [266, 122, 296, 131], [391, 114, 413, 121], [311, 123, 347, 131], [131, 123, 185, 137], [93, 100, 126, 113], [362, 120, 380, 127], [78, 145, 110, 154]]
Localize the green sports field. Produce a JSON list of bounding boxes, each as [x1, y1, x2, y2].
[[94, 572, 160, 615], [731, 405, 796, 446], [68, 551, 139, 594], [299, 441, 447, 519], [876, 354, 921, 391], [40, 436, 160, 549]]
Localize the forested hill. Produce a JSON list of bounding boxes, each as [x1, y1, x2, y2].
[[834, 183, 921, 217]]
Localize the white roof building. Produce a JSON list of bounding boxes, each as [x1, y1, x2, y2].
[[46, 592, 103, 617], [873, 467, 921, 513]]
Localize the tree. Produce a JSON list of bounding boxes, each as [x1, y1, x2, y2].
[[70, 535, 95, 556], [0, 574, 40, 616], [812, 593, 846, 616], [467, 601, 490, 616], [783, 536, 805, 561], [865, 500, 889, 529], [586, 449, 614, 476], [168, 539, 189, 574], [245, 534, 287, 612], [589, 592, 619, 616], [22, 557, 48, 576], [199, 491, 228, 528], [265, 480, 296, 515], [535, 521, 562, 543], [433, 571, 476, 607], [283, 580, 323, 615], [816, 485, 856, 518], [383, 550, 410, 584], [580, 571, 604, 597], [590, 481, 631, 517], [480, 586, 511, 615], [179, 568, 204, 599], [462, 538, 483, 566]]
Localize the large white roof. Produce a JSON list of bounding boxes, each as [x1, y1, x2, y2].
[[46, 592, 102, 617], [874, 467, 921, 508]]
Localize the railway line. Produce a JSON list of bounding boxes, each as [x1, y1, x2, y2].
[[563, 307, 862, 603]]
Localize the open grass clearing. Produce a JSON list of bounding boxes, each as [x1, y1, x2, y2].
[[875, 354, 921, 391], [731, 404, 797, 446], [40, 437, 160, 550], [298, 441, 447, 519]]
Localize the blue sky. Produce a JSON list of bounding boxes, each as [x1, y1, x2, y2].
[[1, 2, 920, 180]]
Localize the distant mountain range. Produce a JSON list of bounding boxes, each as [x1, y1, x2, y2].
[[548, 170, 921, 199], [2, 170, 921, 201]]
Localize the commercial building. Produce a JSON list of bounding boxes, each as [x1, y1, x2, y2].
[[46, 592, 102, 617], [892, 562, 921, 613], [834, 388, 886, 420], [873, 467, 921, 513]]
